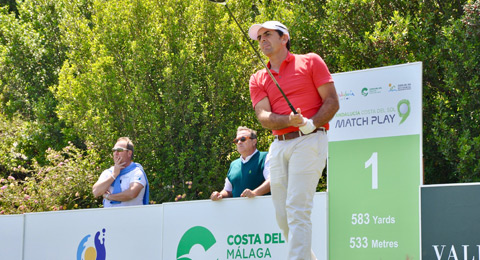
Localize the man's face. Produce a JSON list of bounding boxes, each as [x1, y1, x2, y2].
[[235, 130, 257, 156], [256, 28, 287, 57], [112, 141, 132, 164]]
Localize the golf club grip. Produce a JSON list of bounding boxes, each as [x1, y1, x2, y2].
[[289, 104, 298, 114]]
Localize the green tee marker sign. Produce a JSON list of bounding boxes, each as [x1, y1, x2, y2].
[[328, 63, 423, 260]]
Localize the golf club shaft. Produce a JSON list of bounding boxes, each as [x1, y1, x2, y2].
[[222, 3, 298, 114]]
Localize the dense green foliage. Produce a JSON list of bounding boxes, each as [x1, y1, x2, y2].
[[0, 0, 479, 214]]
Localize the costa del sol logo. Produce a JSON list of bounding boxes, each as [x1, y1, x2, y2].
[[176, 226, 217, 260], [361, 87, 369, 96], [76, 228, 107, 260]]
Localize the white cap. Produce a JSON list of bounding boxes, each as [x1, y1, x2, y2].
[[248, 21, 289, 40]]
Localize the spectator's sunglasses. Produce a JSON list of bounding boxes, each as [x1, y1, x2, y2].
[[233, 136, 255, 144], [112, 147, 130, 152]]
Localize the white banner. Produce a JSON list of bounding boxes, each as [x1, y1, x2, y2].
[[0, 215, 24, 260], [23, 205, 163, 260], [2, 193, 327, 259], [162, 193, 328, 260]]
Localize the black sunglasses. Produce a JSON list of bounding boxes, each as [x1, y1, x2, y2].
[[233, 136, 255, 144]]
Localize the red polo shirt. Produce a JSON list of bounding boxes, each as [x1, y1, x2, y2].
[[249, 52, 334, 135]]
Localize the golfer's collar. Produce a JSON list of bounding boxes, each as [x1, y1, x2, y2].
[[241, 149, 259, 164], [266, 52, 295, 70], [285, 51, 295, 62]]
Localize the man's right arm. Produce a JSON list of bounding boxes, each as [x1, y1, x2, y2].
[[210, 190, 232, 201], [103, 182, 144, 202], [254, 97, 304, 130], [92, 172, 115, 197], [92, 158, 125, 197]]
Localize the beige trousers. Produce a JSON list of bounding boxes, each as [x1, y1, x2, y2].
[[269, 131, 328, 260]]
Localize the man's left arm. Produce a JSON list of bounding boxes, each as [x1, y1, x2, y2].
[[311, 82, 340, 128], [103, 182, 144, 202]]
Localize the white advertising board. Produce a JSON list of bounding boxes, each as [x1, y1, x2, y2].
[[330, 62, 422, 141], [162, 193, 328, 260], [23, 205, 163, 260], [4, 191, 326, 259], [0, 214, 24, 260], [328, 62, 423, 259]]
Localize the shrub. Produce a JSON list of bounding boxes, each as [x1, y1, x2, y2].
[[0, 142, 102, 214]]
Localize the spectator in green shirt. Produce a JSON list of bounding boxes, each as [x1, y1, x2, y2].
[[210, 126, 270, 200]]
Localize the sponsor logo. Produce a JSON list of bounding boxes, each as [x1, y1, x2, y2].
[[361, 87, 382, 97], [176, 226, 284, 259], [361, 88, 369, 96], [431, 244, 480, 260], [177, 226, 216, 260], [388, 83, 398, 92], [338, 90, 355, 100], [76, 228, 106, 260], [389, 83, 412, 92]]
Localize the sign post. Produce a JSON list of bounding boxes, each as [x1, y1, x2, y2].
[[328, 62, 423, 259]]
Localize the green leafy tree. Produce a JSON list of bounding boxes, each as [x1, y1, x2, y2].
[[54, 0, 271, 203], [1, 0, 480, 214], [427, 0, 480, 182], [0, 0, 17, 15], [0, 0, 72, 169]]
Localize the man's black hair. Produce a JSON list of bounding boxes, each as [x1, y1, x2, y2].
[[276, 30, 291, 51]]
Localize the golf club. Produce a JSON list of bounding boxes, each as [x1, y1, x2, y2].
[[207, 0, 298, 114]]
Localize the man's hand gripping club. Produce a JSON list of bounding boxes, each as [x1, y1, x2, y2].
[[290, 108, 316, 135]]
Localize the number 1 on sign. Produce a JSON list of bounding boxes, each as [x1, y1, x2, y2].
[[365, 152, 378, 189]]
